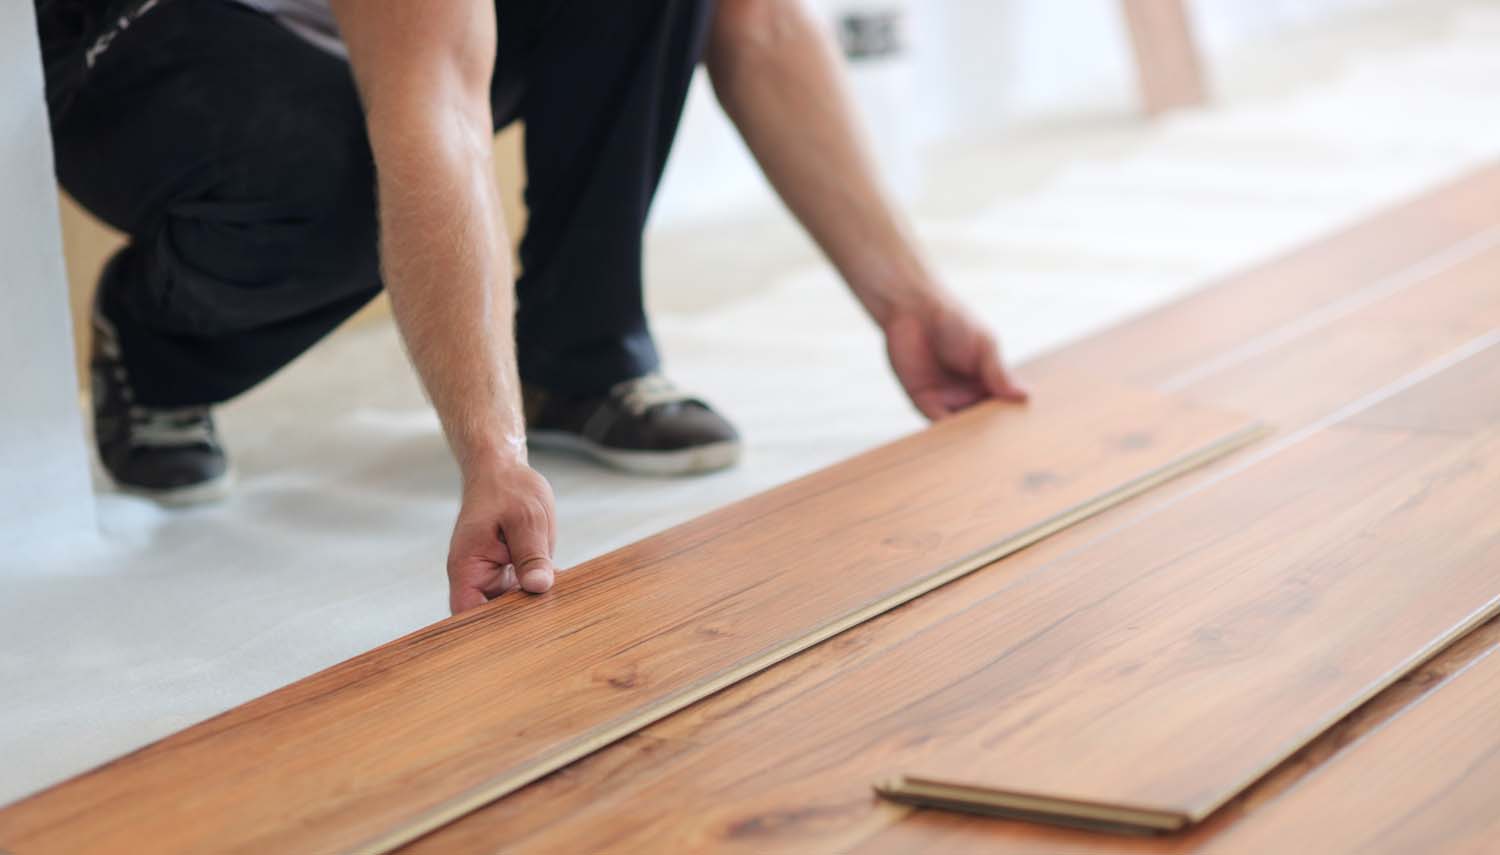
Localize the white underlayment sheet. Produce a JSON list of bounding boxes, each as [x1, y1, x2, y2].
[[6, 5, 1500, 806]]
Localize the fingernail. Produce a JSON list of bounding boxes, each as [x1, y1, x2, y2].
[[521, 567, 553, 593]]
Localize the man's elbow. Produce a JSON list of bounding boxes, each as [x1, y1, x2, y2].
[[708, 0, 812, 76]]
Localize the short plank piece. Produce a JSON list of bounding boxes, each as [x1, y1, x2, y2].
[[0, 375, 1258, 855], [851, 616, 1500, 855], [1196, 649, 1500, 854], [878, 419, 1500, 831]]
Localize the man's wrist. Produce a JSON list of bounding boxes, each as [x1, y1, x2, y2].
[[861, 274, 949, 331], [459, 434, 530, 488]]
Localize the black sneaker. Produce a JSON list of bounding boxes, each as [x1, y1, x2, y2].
[[91, 303, 234, 506], [524, 373, 741, 475]]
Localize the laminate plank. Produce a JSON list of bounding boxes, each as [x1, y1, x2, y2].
[[405, 420, 1500, 851], [849, 615, 1500, 855], [881, 425, 1500, 830], [1170, 246, 1500, 430], [0, 377, 1258, 855], [1121, 0, 1208, 115], [1026, 162, 1500, 388], [1196, 648, 1500, 854], [1350, 337, 1500, 435]]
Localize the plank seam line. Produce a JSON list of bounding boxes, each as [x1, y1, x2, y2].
[[877, 329, 1500, 824], [1071, 330, 1500, 559], [1158, 224, 1500, 393], [347, 424, 1267, 855], [870, 329, 1500, 677], [1190, 593, 1500, 821]]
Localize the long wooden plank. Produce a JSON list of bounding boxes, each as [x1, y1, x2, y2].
[[400, 337, 1500, 852], [0, 376, 1257, 855], [401, 423, 1269, 855], [1026, 162, 1500, 388], [1353, 341, 1500, 434], [1170, 243, 1500, 430], [1197, 651, 1500, 854], [880, 352, 1500, 830]]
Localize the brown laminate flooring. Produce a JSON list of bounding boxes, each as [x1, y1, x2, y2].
[[398, 163, 1500, 852], [0, 377, 1255, 855]]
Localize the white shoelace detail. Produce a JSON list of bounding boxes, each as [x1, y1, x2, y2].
[[130, 406, 215, 447], [611, 373, 694, 416]]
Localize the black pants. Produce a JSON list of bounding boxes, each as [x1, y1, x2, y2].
[[37, 0, 713, 406]]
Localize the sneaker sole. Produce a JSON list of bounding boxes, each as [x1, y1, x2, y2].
[[114, 466, 238, 508], [528, 431, 741, 476]]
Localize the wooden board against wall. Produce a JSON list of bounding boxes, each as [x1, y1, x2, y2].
[[1120, 0, 1209, 115], [0, 376, 1257, 855]]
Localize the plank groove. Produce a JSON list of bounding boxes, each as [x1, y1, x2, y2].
[[0, 378, 1256, 855]]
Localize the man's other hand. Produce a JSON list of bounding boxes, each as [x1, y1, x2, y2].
[[447, 460, 558, 614], [884, 298, 1029, 421]]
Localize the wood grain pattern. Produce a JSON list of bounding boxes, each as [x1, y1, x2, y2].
[[1173, 245, 1500, 431], [398, 167, 1500, 853], [852, 616, 1500, 854], [883, 407, 1500, 827], [1352, 337, 1500, 434], [1197, 649, 1500, 854], [401, 423, 1273, 855], [1027, 162, 1500, 388], [0, 378, 1257, 855], [851, 619, 1500, 855], [1121, 0, 1208, 115], [403, 403, 1500, 850]]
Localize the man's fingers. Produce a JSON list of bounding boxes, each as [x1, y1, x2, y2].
[[480, 564, 519, 597], [912, 389, 954, 421], [451, 585, 489, 615], [502, 507, 556, 594], [978, 337, 1030, 403]]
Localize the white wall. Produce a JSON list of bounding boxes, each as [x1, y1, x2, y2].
[[0, 3, 97, 557], [653, 0, 1415, 228]]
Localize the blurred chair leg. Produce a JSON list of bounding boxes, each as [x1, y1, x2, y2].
[[1121, 0, 1208, 116]]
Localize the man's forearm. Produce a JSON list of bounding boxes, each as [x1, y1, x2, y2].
[[373, 126, 526, 478], [335, 1, 525, 480], [706, 0, 943, 325]]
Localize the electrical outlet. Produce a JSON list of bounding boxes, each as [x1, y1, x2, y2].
[[837, 8, 904, 61]]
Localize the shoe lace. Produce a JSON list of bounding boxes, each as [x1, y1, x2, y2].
[[129, 406, 216, 448], [611, 373, 694, 417]]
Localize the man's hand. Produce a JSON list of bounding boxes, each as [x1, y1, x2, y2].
[[707, 3, 1027, 420], [448, 461, 558, 614], [884, 298, 1029, 421]]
